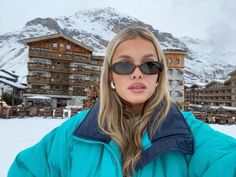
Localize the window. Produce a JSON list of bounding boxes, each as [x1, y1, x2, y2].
[[73, 63, 86, 68], [176, 58, 180, 64], [52, 42, 58, 48], [60, 43, 64, 47], [52, 73, 60, 79], [74, 74, 86, 80], [91, 60, 98, 65], [91, 66, 99, 71], [167, 58, 172, 64], [33, 59, 48, 64], [178, 91, 183, 97], [178, 69, 183, 75], [66, 44, 71, 49], [32, 72, 47, 77]]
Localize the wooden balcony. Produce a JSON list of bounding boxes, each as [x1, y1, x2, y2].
[[27, 88, 69, 95], [29, 49, 90, 64], [26, 87, 87, 96], [68, 79, 92, 86], [196, 98, 231, 103], [202, 86, 231, 91], [69, 90, 86, 96], [27, 75, 50, 84], [28, 63, 51, 72], [70, 67, 90, 75], [90, 70, 101, 77], [27, 76, 69, 85], [51, 65, 70, 73], [28, 63, 92, 74], [199, 92, 231, 97], [50, 78, 69, 85]]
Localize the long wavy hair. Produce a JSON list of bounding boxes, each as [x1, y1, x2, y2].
[[98, 26, 171, 177]]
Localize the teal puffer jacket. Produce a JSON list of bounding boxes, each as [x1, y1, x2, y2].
[[8, 103, 236, 177]]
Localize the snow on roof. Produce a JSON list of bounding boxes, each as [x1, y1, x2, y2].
[[26, 95, 51, 100], [208, 105, 236, 111], [184, 83, 192, 88], [220, 106, 236, 111], [186, 82, 207, 88], [205, 79, 225, 87], [228, 69, 236, 76], [25, 34, 94, 52], [0, 71, 15, 80], [189, 104, 203, 108], [0, 78, 26, 89], [194, 82, 207, 87]]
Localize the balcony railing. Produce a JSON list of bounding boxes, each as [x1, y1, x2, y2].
[[27, 75, 50, 84], [28, 63, 51, 72], [28, 62, 91, 74], [90, 70, 101, 77], [70, 67, 90, 75], [29, 49, 91, 64], [69, 90, 86, 96]]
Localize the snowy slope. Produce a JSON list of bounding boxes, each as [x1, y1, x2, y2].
[[0, 117, 236, 177], [0, 7, 235, 84]]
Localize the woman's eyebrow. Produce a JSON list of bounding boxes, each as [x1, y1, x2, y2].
[[116, 55, 132, 60], [142, 54, 158, 59]]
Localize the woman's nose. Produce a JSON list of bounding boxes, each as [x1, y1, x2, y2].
[[130, 66, 143, 79]]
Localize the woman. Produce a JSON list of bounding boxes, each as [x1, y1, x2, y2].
[[8, 27, 236, 177]]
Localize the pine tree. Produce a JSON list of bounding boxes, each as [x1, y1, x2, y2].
[[83, 84, 99, 109]]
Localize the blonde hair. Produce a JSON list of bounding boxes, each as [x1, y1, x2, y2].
[[98, 26, 171, 177]]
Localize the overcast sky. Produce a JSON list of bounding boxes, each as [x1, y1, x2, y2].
[[0, 0, 236, 46]]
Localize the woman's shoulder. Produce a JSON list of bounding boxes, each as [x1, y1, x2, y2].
[[181, 111, 236, 176], [181, 111, 236, 153]]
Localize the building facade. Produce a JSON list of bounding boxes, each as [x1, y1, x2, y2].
[[0, 69, 25, 105], [164, 49, 186, 104], [185, 69, 236, 107], [24, 34, 186, 107], [24, 34, 103, 107]]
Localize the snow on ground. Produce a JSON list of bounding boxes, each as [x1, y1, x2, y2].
[[0, 117, 236, 177]]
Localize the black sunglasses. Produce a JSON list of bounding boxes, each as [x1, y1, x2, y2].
[[111, 61, 164, 75]]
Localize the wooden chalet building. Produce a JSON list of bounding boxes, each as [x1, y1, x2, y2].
[[24, 34, 103, 107], [185, 69, 236, 107]]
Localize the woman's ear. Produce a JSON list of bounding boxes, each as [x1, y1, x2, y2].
[[109, 71, 113, 82]]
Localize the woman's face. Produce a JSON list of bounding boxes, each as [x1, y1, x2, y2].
[[111, 37, 159, 107]]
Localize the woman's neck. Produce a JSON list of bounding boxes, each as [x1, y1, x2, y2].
[[130, 103, 144, 117]]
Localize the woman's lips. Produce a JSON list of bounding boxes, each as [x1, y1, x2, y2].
[[128, 83, 147, 93]]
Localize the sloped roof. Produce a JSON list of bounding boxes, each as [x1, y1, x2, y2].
[[163, 48, 188, 55], [205, 80, 224, 88], [25, 33, 94, 52], [0, 71, 15, 80], [0, 78, 26, 89], [228, 69, 236, 76], [185, 82, 207, 88]]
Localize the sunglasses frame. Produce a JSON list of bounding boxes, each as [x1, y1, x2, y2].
[[111, 61, 164, 75]]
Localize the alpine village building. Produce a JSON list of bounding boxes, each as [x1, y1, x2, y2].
[[185, 69, 236, 107], [24, 34, 186, 108]]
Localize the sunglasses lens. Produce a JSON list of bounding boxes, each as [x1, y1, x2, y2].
[[141, 61, 163, 75], [111, 62, 135, 74], [111, 61, 163, 75]]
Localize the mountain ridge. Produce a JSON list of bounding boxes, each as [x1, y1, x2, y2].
[[0, 7, 235, 84]]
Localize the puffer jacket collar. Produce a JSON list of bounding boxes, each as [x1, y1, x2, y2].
[[73, 101, 194, 170]]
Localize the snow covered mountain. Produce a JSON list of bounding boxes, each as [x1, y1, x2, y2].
[[0, 7, 235, 84], [181, 37, 236, 84]]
